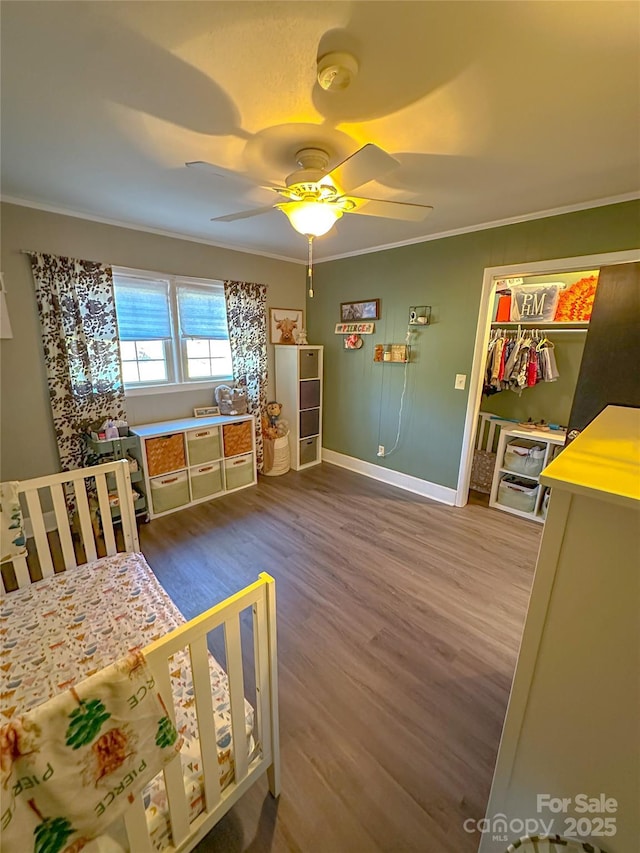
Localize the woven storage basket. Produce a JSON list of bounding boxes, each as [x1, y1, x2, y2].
[[145, 434, 186, 476], [222, 421, 253, 457]]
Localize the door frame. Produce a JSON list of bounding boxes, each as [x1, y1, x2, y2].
[[454, 248, 640, 507]]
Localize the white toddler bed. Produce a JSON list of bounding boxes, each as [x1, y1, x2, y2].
[[0, 459, 279, 853]]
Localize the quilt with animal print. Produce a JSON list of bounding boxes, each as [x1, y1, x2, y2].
[[1, 649, 182, 853], [0, 552, 254, 851]]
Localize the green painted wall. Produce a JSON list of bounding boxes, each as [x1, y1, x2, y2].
[[308, 200, 640, 490]]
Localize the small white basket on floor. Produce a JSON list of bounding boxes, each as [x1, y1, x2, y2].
[[263, 435, 290, 476]]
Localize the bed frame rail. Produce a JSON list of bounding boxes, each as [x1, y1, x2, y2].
[[124, 572, 280, 853], [4, 459, 138, 591]]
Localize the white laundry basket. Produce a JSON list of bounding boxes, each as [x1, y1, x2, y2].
[[263, 435, 290, 477]]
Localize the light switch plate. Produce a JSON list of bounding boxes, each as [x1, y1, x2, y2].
[[455, 374, 466, 390]]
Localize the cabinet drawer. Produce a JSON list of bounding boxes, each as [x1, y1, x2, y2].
[[300, 408, 320, 438], [186, 427, 221, 465], [222, 420, 253, 457], [145, 434, 186, 476], [150, 471, 189, 514], [300, 379, 320, 410], [224, 454, 255, 490], [299, 349, 319, 380], [190, 462, 223, 501]]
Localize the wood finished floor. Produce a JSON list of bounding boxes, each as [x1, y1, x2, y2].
[[139, 464, 540, 853]]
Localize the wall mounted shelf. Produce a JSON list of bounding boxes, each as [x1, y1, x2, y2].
[[374, 344, 410, 363]]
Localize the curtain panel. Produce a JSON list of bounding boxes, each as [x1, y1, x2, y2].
[[29, 253, 127, 471], [223, 281, 268, 472]]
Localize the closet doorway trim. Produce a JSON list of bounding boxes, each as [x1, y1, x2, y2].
[[455, 248, 640, 507]]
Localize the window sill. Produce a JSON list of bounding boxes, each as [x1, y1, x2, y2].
[[124, 378, 233, 398]]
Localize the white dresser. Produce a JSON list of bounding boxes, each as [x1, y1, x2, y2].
[[131, 414, 256, 519], [480, 405, 640, 853]]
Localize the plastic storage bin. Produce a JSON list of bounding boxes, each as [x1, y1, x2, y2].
[[187, 427, 221, 465], [504, 440, 546, 477], [224, 454, 255, 490], [150, 471, 190, 514], [145, 434, 186, 476], [498, 475, 539, 513], [222, 421, 253, 457], [190, 462, 223, 500]]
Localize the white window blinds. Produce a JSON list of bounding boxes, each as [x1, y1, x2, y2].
[[114, 277, 171, 341], [176, 282, 229, 340]]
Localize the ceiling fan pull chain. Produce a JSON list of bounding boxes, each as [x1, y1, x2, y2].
[[307, 236, 314, 298]]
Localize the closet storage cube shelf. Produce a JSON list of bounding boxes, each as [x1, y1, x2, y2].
[[489, 426, 565, 523], [275, 345, 323, 471], [131, 414, 256, 519]]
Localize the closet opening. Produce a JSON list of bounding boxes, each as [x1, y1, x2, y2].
[[455, 249, 640, 512]]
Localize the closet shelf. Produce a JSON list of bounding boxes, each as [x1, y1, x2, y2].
[[490, 321, 589, 330], [498, 467, 540, 482]]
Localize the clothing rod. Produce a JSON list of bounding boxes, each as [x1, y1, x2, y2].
[[491, 327, 587, 334]]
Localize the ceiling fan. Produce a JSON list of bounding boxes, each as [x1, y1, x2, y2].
[[186, 142, 433, 295], [187, 143, 432, 233]]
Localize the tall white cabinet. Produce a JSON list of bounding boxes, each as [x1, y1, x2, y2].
[[275, 345, 323, 470], [480, 406, 640, 853]]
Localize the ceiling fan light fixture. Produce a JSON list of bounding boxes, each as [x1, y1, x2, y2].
[[279, 201, 342, 237]]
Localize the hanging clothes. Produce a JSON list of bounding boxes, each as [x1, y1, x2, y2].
[[483, 328, 560, 396]]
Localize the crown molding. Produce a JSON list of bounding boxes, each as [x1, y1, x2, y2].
[[314, 191, 640, 263], [3, 190, 638, 267], [0, 194, 307, 265]]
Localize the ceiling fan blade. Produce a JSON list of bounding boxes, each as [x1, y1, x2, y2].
[[345, 196, 433, 222], [326, 144, 400, 194], [187, 161, 280, 190], [211, 206, 275, 223]]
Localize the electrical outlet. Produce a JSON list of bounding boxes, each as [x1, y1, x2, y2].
[[455, 373, 467, 390], [377, 445, 385, 457]]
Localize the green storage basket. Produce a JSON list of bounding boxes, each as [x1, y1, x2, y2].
[[187, 427, 221, 465], [224, 454, 254, 490], [150, 471, 190, 514], [190, 462, 223, 500]]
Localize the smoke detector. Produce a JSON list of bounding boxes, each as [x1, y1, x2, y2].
[[317, 52, 359, 91]]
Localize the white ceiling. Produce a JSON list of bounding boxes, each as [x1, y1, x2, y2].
[[2, 1, 639, 263]]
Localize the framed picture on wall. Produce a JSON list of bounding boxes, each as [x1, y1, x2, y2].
[[269, 307, 304, 345], [340, 299, 380, 321]]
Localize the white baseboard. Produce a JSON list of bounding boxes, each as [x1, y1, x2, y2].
[[321, 448, 457, 506]]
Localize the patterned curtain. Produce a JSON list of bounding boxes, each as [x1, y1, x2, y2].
[[29, 253, 127, 471], [224, 281, 268, 472]]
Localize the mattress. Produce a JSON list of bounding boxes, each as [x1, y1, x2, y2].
[[0, 551, 254, 851]]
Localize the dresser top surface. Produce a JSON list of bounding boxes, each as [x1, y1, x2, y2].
[[540, 405, 640, 508], [131, 413, 254, 437]]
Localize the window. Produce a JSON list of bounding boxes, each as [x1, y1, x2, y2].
[[113, 270, 232, 388]]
